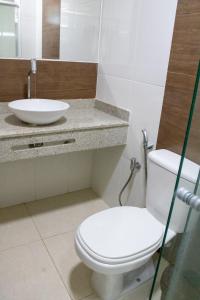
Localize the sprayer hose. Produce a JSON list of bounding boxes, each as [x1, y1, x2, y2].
[[119, 168, 136, 206]]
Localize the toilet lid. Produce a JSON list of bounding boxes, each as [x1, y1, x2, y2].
[[78, 207, 164, 260]]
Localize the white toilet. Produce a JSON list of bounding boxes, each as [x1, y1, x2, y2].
[[75, 150, 199, 300]]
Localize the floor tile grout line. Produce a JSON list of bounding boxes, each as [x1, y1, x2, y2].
[[80, 292, 96, 300], [42, 227, 77, 240], [24, 202, 79, 240], [42, 237, 96, 300], [23, 202, 45, 239], [0, 237, 42, 255], [23, 203, 75, 300], [22, 205, 96, 300], [22, 203, 76, 241], [23, 201, 107, 241], [0, 191, 106, 300], [41, 237, 75, 300], [21, 197, 105, 300], [0, 203, 42, 254], [23, 206, 95, 300]]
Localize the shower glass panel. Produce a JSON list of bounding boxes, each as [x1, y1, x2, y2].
[[150, 62, 200, 300], [0, 2, 19, 57], [165, 176, 200, 300]]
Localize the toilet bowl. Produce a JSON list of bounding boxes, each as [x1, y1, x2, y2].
[[75, 207, 174, 300], [75, 150, 199, 300], [75, 207, 165, 274]]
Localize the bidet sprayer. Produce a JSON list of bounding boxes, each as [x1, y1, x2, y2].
[[142, 129, 153, 151], [142, 129, 154, 181]]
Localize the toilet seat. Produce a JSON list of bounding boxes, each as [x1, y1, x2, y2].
[[76, 228, 161, 265], [75, 207, 165, 274]]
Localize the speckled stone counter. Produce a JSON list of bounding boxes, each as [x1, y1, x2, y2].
[[0, 99, 129, 162]]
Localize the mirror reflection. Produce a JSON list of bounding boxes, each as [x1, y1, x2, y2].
[[0, 0, 101, 61]]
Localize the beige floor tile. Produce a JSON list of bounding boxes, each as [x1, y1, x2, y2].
[[152, 289, 162, 300], [82, 282, 153, 300], [151, 257, 168, 300], [120, 280, 152, 300], [82, 294, 100, 300], [44, 231, 93, 300], [41, 189, 158, 300], [0, 241, 71, 300], [0, 204, 40, 251], [26, 189, 108, 238]]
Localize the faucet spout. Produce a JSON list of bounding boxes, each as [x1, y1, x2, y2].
[[27, 58, 37, 99], [31, 58, 37, 74], [27, 74, 31, 99]]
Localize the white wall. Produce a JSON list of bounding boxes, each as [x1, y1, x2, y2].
[[0, 0, 178, 209], [19, 0, 102, 61], [0, 151, 94, 207], [60, 0, 102, 62], [0, 5, 17, 57], [20, 0, 42, 58], [92, 0, 178, 208]]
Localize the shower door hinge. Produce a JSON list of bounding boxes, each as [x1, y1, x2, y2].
[[176, 187, 200, 211]]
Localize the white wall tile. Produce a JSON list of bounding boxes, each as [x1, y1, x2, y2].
[[35, 0, 43, 58], [0, 151, 94, 208], [133, 0, 178, 86], [92, 147, 130, 207], [94, 0, 177, 208], [67, 151, 94, 192], [34, 154, 69, 200], [94, 74, 165, 207], [97, 74, 165, 156], [19, 0, 102, 61], [0, 160, 35, 207], [96, 73, 133, 108], [60, 0, 102, 62], [98, 0, 139, 79], [99, 0, 177, 87], [20, 0, 42, 59], [20, 17, 37, 58], [35, 151, 94, 200], [20, 0, 36, 18]]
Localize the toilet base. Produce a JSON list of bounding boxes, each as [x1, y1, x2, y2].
[[91, 259, 155, 300]]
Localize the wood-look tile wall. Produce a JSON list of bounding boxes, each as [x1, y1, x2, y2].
[[157, 0, 200, 164], [42, 0, 61, 59], [0, 59, 97, 101]]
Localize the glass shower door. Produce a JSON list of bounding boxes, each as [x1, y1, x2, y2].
[[165, 175, 200, 299], [150, 62, 200, 300]]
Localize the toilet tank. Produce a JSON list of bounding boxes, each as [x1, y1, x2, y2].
[[146, 150, 199, 233]]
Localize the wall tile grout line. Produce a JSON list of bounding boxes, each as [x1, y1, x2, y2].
[[97, 72, 166, 88]]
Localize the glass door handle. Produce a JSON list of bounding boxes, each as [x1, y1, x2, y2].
[[177, 187, 200, 211]]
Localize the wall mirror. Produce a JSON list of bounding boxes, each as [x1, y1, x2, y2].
[[0, 0, 101, 61]]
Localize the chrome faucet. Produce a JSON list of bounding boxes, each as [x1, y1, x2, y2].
[[27, 58, 37, 99]]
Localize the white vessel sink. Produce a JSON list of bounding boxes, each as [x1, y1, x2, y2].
[[8, 99, 70, 125]]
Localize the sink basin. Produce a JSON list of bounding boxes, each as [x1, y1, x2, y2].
[[8, 99, 70, 125]]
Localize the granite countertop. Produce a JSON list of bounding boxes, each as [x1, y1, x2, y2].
[[0, 99, 129, 140]]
